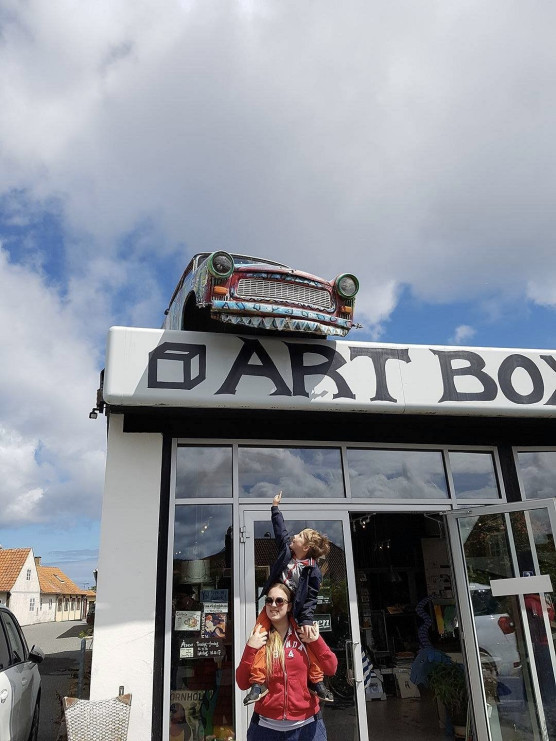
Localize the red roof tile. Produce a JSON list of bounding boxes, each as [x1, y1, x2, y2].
[[37, 565, 87, 596], [0, 548, 32, 591]]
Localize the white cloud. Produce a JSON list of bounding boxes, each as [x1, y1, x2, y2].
[[449, 325, 476, 345], [1, 0, 556, 335], [0, 247, 106, 526]]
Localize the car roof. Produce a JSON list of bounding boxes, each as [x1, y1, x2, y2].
[[194, 252, 291, 269]]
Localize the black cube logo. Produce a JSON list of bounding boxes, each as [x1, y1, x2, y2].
[[148, 342, 206, 390]]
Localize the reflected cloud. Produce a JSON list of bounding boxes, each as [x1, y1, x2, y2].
[[517, 452, 556, 500], [176, 446, 232, 498], [449, 452, 499, 499], [348, 449, 448, 499], [239, 447, 344, 498]]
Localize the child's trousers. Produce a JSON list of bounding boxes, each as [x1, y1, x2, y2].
[[250, 610, 324, 684]]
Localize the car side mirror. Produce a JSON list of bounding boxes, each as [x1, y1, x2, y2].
[[28, 645, 45, 664]]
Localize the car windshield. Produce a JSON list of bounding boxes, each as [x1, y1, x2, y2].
[[231, 255, 290, 268]]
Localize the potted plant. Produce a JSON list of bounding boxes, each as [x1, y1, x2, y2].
[[427, 661, 468, 739]]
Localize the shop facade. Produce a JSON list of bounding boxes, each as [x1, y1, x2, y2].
[[91, 327, 556, 741]]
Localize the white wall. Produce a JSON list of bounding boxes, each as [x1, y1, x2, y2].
[[90, 414, 163, 741], [36, 595, 57, 624], [9, 551, 41, 626]]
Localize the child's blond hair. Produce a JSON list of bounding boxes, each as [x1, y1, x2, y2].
[[301, 529, 330, 560]]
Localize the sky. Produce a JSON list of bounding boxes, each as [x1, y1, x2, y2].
[[0, 0, 555, 587]]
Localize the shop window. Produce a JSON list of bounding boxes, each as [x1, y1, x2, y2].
[[449, 451, 500, 499], [238, 446, 344, 498], [517, 451, 556, 499], [170, 504, 234, 740], [347, 448, 448, 499], [176, 446, 232, 498]]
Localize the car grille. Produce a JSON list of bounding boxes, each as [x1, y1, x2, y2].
[[236, 278, 333, 310]]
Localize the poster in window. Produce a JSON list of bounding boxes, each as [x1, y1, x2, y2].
[[170, 689, 209, 740], [202, 612, 227, 639], [175, 610, 202, 631]]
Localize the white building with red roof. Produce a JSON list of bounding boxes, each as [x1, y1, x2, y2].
[[0, 547, 93, 625]]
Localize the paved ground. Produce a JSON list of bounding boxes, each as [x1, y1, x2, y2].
[[22, 620, 91, 741]]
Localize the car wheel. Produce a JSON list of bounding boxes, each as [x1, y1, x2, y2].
[[182, 299, 213, 332], [27, 698, 40, 741]]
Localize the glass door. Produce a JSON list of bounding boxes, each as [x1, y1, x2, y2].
[[240, 507, 367, 741], [446, 499, 556, 741]]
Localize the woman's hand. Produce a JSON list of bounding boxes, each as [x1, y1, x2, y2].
[[247, 623, 268, 649], [300, 623, 320, 643], [273, 491, 282, 506]]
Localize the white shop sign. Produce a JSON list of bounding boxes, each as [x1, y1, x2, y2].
[[103, 327, 556, 417]]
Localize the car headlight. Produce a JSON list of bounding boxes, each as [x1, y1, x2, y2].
[[335, 273, 359, 298], [208, 251, 234, 278]]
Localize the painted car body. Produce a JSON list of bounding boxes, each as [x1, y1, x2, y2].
[[0, 606, 43, 741], [163, 252, 360, 337]]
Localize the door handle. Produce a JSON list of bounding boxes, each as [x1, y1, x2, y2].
[[0, 689, 8, 703], [344, 640, 354, 686], [350, 640, 363, 683], [345, 640, 362, 685]]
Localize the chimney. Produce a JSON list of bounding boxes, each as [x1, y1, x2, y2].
[[35, 556, 41, 566]]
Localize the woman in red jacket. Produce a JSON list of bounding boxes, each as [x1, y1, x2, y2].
[[236, 583, 337, 740]]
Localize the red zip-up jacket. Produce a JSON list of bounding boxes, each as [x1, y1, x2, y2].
[[236, 628, 338, 721]]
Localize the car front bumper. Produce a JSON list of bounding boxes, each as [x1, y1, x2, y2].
[[210, 299, 354, 337]]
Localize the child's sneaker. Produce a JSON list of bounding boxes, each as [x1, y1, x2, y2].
[[243, 683, 269, 706], [309, 681, 334, 703]]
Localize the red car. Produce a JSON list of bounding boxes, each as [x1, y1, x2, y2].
[[163, 252, 360, 337]]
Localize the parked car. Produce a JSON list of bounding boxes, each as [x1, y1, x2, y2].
[[469, 584, 520, 676], [0, 605, 44, 741], [163, 252, 360, 337], [86, 602, 95, 626]]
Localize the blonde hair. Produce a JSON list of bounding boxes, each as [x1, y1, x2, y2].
[[302, 529, 330, 560], [264, 584, 293, 678]]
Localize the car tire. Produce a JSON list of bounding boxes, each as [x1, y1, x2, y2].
[[182, 299, 213, 332], [27, 697, 40, 741]]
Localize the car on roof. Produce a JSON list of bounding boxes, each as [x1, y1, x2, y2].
[[0, 605, 44, 741], [163, 252, 360, 337]]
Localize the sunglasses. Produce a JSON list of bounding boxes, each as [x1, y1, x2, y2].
[[265, 597, 289, 606]]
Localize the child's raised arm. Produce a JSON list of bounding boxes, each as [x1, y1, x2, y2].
[[272, 491, 282, 507]]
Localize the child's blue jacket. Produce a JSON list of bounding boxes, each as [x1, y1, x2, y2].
[[261, 506, 322, 626]]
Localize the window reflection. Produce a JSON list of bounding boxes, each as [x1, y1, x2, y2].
[[449, 451, 500, 499], [238, 447, 344, 498], [176, 446, 232, 499], [347, 449, 448, 499], [517, 451, 556, 500], [170, 505, 234, 740]]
